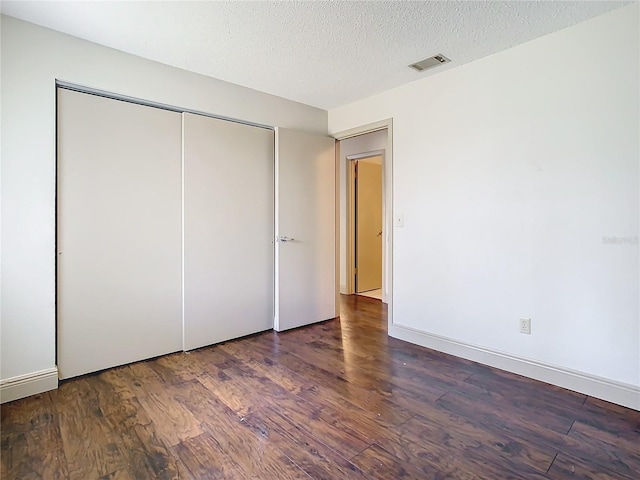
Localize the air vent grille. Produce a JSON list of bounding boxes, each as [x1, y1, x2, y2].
[[409, 54, 450, 72]]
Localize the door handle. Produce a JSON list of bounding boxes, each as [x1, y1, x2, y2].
[[279, 236, 295, 242], [377, 230, 382, 237]]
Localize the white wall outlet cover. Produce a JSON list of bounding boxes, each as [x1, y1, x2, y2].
[[519, 317, 531, 335], [395, 214, 404, 227]]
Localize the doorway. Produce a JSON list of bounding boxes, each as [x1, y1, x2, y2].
[[334, 121, 392, 314], [353, 156, 383, 299]]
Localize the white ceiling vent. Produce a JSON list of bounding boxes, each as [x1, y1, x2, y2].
[[409, 54, 450, 72]]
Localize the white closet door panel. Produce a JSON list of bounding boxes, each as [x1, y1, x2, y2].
[[275, 128, 336, 331], [183, 113, 274, 351], [57, 89, 182, 379]]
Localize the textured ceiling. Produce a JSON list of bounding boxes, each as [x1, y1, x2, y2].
[[1, 1, 630, 109]]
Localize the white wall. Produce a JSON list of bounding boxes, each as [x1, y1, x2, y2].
[[330, 5, 639, 406], [337, 130, 388, 290], [0, 15, 326, 397]]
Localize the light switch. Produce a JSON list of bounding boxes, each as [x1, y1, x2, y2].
[[394, 214, 404, 228]]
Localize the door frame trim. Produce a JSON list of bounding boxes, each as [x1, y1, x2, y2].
[[332, 119, 393, 319], [346, 151, 385, 296]]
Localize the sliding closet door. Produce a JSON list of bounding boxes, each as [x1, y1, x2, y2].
[[183, 113, 274, 350], [57, 89, 182, 379]]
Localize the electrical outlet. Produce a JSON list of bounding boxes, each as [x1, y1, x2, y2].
[[519, 318, 531, 335]]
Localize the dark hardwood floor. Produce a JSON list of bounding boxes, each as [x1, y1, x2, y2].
[[2, 295, 639, 479]]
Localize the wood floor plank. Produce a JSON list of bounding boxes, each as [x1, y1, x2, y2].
[[171, 433, 247, 479], [383, 343, 481, 381], [547, 452, 627, 479], [268, 346, 445, 419], [288, 389, 402, 448], [171, 377, 311, 479], [197, 367, 278, 418], [309, 336, 473, 387], [351, 443, 440, 480], [442, 380, 577, 435], [436, 389, 639, 478], [0, 392, 54, 433], [214, 352, 405, 447], [463, 370, 586, 433], [0, 392, 69, 480], [287, 339, 450, 401], [217, 340, 315, 395], [89, 372, 152, 431], [98, 468, 138, 480], [267, 392, 371, 459], [96, 366, 138, 401], [134, 380, 204, 448], [119, 423, 181, 480], [173, 457, 195, 480], [467, 367, 587, 408], [152, 352, 201, 384], [241, 407, 369, 480], [400, 411, 557, 474], [370, 426, 499, 479], [565, 421, 640, 479], [1, 430, 67, 480], [373, 417, 551, 480], [297, 381, 414, 427], [97, 424, 182, 480], [569, 420, 640, 459], [53, 379, 128, 480], [578, 397, 640, 443]]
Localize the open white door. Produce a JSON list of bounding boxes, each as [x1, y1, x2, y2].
[[275, 128, 336, 331]]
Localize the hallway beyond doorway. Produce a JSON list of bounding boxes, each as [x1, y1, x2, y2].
[[357, 288, 382, 300]]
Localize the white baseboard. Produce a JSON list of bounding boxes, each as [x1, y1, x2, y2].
[[340, 284, 349, 295], [389, 323, 640, 411], [0, 367, 59, 403]]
